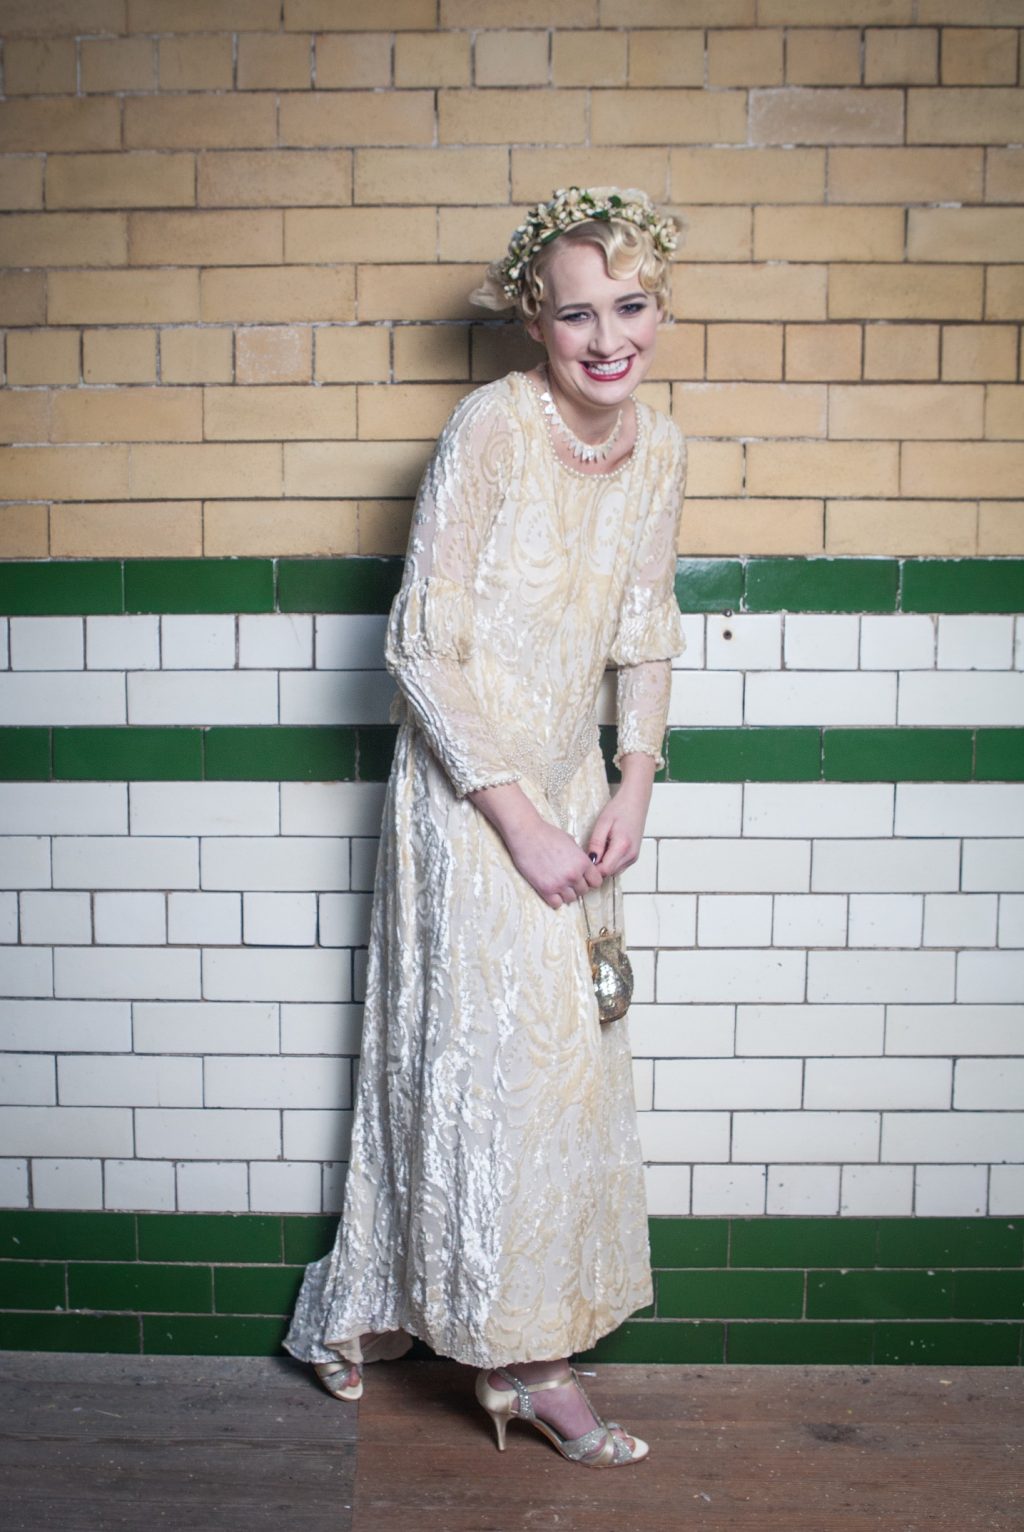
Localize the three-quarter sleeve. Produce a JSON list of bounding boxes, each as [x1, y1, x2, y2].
[[611, 430, 687, 770], [385, 388, 521, 798]]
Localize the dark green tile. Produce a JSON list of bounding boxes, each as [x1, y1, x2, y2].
[[676, 557, 742, 613], [283, 1216, 338, 1265], [873, 1322, 1021, 1366], [599, 725, 621, 785], [68, 1262, 212, 1313], [952, 1271, 1024, 1320], [746, 558, 899, 613], [823, 727, 973, 782], [901, 558, 1024, 614], [808, 1270, 953, 1320], [204, 726, 356, 782], [143, 1314, 289, 1355], [137, 1213, 282, 1264], [355, 726, 397, 782], [975, 729, 1024, 782], [0, 1210, 135, 1262], [214, 1265, 304, 1315], [0, 562, 123, 616], [667, 727, 820, 782], [876, 1218, 1023, 1269], [577, 1319, 724, 1364], [0, 1311, 140, 1352], [657, 1270, 803, 1319], [278, 558, 403, 614], [0, 728, 50, 781], [0, 1261, 65, 1309], [649, 1217, 729, 1269], [124, 559, 273, 614], [53, 727, 202, 781], [726, 1322, 874, 1365], [730, 1218, 878, 1270]]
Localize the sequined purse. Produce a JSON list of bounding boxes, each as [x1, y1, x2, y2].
[[581, 880, 633, 1024]]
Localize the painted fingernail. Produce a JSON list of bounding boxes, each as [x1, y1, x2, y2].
[[589, 852, 598, 863]]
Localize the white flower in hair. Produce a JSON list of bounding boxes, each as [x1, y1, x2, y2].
[[499, 186, 678, 302]]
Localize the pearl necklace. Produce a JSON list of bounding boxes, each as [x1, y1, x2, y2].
[[538, 367, 625, 464]]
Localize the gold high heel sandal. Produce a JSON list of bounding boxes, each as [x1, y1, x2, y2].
[[475, 1366, 649, 1467], [313, 1329, 413, 1402]]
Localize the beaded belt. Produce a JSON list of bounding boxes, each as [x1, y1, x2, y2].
[[502, 709, 600, 806]]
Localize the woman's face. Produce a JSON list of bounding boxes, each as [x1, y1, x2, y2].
[[526, 238, 661, 421]]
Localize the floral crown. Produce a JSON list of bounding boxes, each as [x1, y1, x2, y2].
[[498, 186, 679, 302]]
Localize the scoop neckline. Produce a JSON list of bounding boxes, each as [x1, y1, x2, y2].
[[516, 370, 647, 483]]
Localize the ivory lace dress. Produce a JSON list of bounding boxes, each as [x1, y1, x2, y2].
[[284, 371, 686, 1370]]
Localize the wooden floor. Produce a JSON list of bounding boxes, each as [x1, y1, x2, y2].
[[1, 1354, 1020, 1532]]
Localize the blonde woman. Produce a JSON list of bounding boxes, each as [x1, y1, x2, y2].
[[284, 188, 686, 1469]]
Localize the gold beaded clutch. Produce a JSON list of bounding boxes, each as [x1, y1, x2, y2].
[[581, 881, 634, 1025]]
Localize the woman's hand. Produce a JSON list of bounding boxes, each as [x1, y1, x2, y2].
[[469, 782, 603, 909], [587, 753, 657, 877]]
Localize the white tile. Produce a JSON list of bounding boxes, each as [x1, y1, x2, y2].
[[746, 672, 896, 725], [20, 892, 92, 946], [783, 614, 859, 670], [733, 1111, 879, 1162], [0, 618, 7, 669], [0, 1054, 55, 1104], [280, 1003, 363, 1055], [623, 893, 696, 947], [744, 783, 893, 838], [32, 1157, 103, 1209], [990, 1165, 1024, 1215], [315, 614, 387, 669], [322, 1162, 347, 1213], [659, 838, 810, 892], [643, 1163, 691, 1216], [808, 949, 954, 1003], [0, 947, 52, 998], [318, 893, 374, 948], [644, 784, 742, 837], [0, 673, 124, 724], [0, 999, 131, 1053], [620, 838, 657, 893], [1016, 616, 1024, 670], [244, 891, 317, 947], [0, 1106, 132, 1157], [161, 614, 236, 670], [281, 670, 396, 725], [176, 1160, 249, 1211], [632, 1058, 653, 1110], [620, 1003, 736, 1058], [696, 893, 772, 947], [128, 671, 275, 725], [998, 894, 1024, 947], [666, 670, 743, 725], [59, 1055, 202, 1107], [957, 950, 1024, 1002], [202, 837, 348, 891], [0, 838, 51, 890], [658, 948, 805, 1002], [691, 1164, 766, 1215], [736, 1003, 884, 1056], [805, 1057, 951, 1109], [94, 891, 166, 945], [0, 1159, 29, 1207], [167, 892, 242, 946], [674, 613, 705, 668], [840, 1164, 913, 1215], [887, 1004, 1023, 1056], [897, 672, 1024, 725], [205, 1054, 350, 1108], [954, 1058, 1024, 1109], [104, 1158, 175, 1211], [962, 839, 1024, 892], [87, 615, 160, 670], [812, 838, 959, 892], [131, 782, 279, 837], [655, 1058, 801, 1109], [924, 894, 998, 948], [848, 893, 922, 948], [53, 836, 198, 890], [766, 1164, 839, 1215], [133, 1001, 279, 1055], [282, 1108, 353, 1161], [136, 1108, 279, 1160], [705, 613, 781, 670], [9, 618, 83, 671], [636, 1110, 730, 1162], [0, 891, 17, 942], [897, 783, 1024, 838], [239, 614, 313, 669], [203, 947, 350, 1002], [55, 946, 200, 1000], [881, 1111, 1024, 1163], [250, 1160, 323, 1213], [860, 614, 934, 670], [281, 782, 385, 837], [0, 783, 126, 835], [937, 615, 1014, 670], [772, 894, 847, 947], [915, 1165, 989, 1216], [350, 837, 380, 891]]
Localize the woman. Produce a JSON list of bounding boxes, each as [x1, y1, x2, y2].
[[284, 187, 686, 1470]]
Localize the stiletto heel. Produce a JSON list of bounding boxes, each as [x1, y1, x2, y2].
[[474, 1366, 648, 1467]]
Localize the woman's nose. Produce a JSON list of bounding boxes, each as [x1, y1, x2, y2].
[[589, 313, 620, 354]]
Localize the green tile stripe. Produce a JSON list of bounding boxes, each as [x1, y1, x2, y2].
[[0, 1212, 1020, 1363], [2, 725, 1020, 783], [1, 557, 1022, 616]]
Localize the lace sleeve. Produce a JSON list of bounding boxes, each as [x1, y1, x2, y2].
[[385, 388, 520, 798]]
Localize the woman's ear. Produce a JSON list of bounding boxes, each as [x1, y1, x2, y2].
[[524, 313, 543, 345]]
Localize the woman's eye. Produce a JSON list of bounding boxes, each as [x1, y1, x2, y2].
[[619, 301, 647, 315], [560, 310, 589, 324]]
